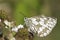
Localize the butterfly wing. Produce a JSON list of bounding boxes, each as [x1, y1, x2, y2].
[[24, 15, 57, 37]]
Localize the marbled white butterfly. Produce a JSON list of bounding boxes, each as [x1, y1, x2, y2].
[[24, 15, 57, 37]]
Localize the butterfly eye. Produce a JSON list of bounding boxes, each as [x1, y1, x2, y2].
[[24, 15, 57, 37], [0, 28, 3, 37]]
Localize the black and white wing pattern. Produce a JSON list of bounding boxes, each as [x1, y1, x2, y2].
[[24, 15, 57, 37]]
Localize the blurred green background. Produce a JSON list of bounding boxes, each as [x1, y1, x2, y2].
[[0, 0, 60, 40]]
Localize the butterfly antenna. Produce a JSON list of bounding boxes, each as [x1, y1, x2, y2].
[[19, 12, 27, 26], [19, 12, 26, 17], [19, 12, 27, 21]]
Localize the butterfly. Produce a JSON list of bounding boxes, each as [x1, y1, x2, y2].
[[24, 15, 57, 37]]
